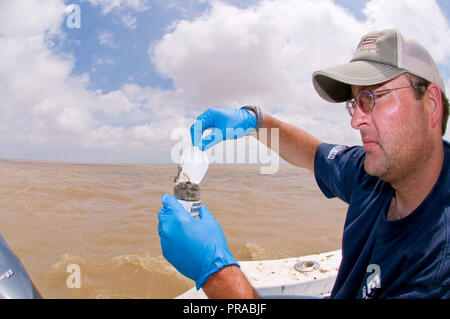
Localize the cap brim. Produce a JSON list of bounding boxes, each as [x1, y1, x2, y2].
[[312, 61, 406, 103]]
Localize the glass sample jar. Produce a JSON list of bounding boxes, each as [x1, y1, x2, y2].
[[173, 146, 208, 217], [173, 178, 201, 217]]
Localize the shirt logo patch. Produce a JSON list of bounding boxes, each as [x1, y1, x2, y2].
[[327, 145, 348, 160]]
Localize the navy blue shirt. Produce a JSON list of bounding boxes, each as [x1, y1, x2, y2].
[[314, 141, 450, 298]]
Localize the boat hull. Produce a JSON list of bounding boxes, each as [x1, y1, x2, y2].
[[176, 250, 341, 299]]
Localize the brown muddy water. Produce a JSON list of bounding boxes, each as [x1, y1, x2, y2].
[[0, 159, 347, 298]]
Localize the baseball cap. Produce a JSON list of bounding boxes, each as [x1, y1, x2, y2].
[[312, 29, 446, 103]]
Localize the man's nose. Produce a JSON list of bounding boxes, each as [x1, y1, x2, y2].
[[351, 104, 372, 130]]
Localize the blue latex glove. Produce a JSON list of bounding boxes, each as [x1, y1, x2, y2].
[[190, 108, 257, 151], [158, 194, 239, 290]]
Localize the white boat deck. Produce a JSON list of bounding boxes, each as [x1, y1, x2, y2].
[[176, 249, 342, 299]]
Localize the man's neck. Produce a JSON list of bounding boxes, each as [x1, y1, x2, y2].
[[388, 143, 444, 221]]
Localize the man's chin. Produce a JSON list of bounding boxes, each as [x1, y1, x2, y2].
[[363, 157, 387, 179]]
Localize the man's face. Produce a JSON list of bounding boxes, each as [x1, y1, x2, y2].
[[350, 75, 431, 184]]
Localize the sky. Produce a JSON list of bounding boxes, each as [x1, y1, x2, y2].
[[0, 0, 449, 164]]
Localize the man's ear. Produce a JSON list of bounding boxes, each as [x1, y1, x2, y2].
[[425, 83, 442, 129]]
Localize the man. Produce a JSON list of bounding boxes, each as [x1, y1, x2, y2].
[[158, 29, 449, 298]]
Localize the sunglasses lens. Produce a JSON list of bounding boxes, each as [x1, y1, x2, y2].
[[357, 91, 373, 113]]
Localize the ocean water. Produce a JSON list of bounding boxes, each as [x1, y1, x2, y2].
[[0, 159, 347, 298]]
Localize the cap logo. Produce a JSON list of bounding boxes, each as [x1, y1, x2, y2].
[[356, 35, 379, 52]]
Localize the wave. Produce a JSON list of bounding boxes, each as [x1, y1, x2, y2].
[[44, 252, 192, 299]]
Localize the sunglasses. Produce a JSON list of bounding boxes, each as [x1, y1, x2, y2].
[[345, 85, 423, 117]]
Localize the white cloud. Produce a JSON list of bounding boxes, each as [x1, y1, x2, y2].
[[0, 0, 449, 163], [84, 0, 150, 30], [0, 0, 66, 37], [150, 0, 450, 147], [95, 57, 116, 66], [364, 0, 450, 63], [98, 31, 117, 48], [151, 0, 367, 144], [121, 14, 138, 30], [84, 0, 151, 15], [0, 2, 91, 144]]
